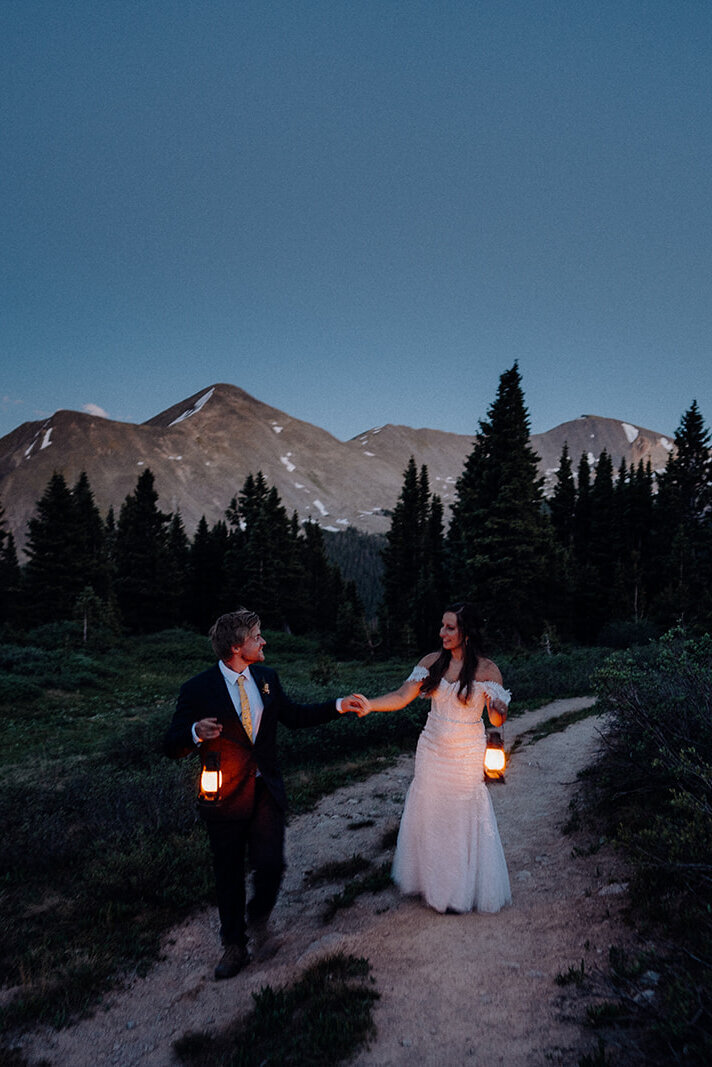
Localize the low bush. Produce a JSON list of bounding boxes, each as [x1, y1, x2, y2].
[[581, 628, 712, 1063]]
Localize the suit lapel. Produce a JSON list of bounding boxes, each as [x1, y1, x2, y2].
[[210, 664, 236, 717]]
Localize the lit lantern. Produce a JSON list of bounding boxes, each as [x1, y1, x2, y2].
[[484, 729, 506, 781], [200, 750, 222, 802]]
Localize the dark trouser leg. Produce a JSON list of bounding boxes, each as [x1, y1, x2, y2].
[[205, 819, 249, 949], [246, 778, 285, 926]]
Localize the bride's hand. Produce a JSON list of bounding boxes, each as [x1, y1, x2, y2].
[[353, 694, 371, 717], [488, 699, 507, 727]]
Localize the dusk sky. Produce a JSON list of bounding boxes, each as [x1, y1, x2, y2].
[[2, 1, 711, 444]]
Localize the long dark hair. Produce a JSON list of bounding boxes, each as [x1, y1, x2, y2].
[[421, 602, 485, 703]]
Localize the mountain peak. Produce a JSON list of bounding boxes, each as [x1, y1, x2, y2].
[[0, 386, 672, 553]]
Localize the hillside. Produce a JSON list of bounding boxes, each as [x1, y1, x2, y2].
[[0, 383, 674, 553]]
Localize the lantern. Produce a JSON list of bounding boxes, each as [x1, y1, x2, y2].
[[200, 750, 222, 802], [484, 729, 506, 782]]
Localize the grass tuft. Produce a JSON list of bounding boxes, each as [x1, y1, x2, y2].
[[173, 952, 379, 1066]]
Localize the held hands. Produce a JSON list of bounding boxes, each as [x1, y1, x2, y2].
[[340, 694, 371, 717], [195, 717, 223, 740]]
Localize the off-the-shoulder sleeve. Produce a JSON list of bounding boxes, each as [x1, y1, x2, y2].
[[406, 665, 430, 683], [479, 680, 511, 705]]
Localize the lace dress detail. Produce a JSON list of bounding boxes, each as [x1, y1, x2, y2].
[[392, 673, 512, 914]]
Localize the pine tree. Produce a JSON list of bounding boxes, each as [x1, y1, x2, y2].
[[547, 443, 577, 636], [572, 453, 593, 566], [549, 443, 576, 551], [72, 471, 108, 599], [448, 363, 557, 645], [114, 469, 172, 632], [653, 400, 712, 625], [586, 449, 618, 635], [187, 516, 229, 632], [164, 513, 191, 627], [224, 472, 306, 630], [23, 472, 86, 626], [615, 459, 655, 624], [0, 500, 21, 628], [299, 519, 342, 635], [380, 457, 447, 653]]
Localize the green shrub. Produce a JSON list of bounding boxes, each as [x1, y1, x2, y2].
[[583, 628, 712, 1063]]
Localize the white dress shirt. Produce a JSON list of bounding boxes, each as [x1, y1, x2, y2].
[[218, 659, 265, 736], [191, 661, 265, 744]]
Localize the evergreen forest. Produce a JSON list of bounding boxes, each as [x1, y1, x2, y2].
[[2, 363, 710, 655]]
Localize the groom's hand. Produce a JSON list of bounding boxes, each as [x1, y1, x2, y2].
[[196, 717, 223, 740]]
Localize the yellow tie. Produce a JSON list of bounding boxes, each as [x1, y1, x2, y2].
[[237, 675, 253, 741]]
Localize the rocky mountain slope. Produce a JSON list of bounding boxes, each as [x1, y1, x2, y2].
[[0, 383, 674, 553]]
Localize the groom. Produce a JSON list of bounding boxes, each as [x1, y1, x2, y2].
[[164, 607, 362, 979]]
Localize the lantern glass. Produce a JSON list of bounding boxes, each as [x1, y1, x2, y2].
[[484, 729, 506, 780], [200, 751, 222, 801], [484, 747, 506, 773], [200, 768, 222, 797]]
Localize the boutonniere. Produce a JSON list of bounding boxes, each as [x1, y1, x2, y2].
[[261, 682, 270, 696]]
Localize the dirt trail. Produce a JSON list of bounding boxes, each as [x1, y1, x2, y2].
[[18, 697, 632, 1066]]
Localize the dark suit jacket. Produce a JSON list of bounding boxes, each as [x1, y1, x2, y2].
[[163, 662, 338, 821]]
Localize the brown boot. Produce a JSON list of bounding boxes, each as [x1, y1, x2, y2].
[[214, 944, 250, 980]]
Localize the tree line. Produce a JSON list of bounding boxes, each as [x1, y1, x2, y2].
[[0, 468, 369, 656], [1, 362, 710, 655], [380, 364, 712, 652]]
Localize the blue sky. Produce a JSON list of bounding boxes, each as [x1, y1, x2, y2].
[[2, 0, 711, 442]]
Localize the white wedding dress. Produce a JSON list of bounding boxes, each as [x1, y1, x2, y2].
[[392, 667, 512, 914]]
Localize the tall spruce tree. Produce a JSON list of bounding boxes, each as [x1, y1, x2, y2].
[[164, 513, 191, 627], [114, 469, 172, 632], [23, 471, 86, 626], [572, 453, 593, 566], [187, 516, 229, 632], [547, 443, 577, 636], [298, 518, 343, 635], [653, 400, 712, 625], [448, 364, 556, 645], [72, 471, 108, 599], [224, 472, 304, 630], [0, 500, 20, 628], [615, 458, 655, 623], [586, 449, 618, 635], [380, 457, 447, 653], [549, 442, 576, 551]]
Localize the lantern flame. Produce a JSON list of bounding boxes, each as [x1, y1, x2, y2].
[[200, 768, 222, 799], [484, 747, 506, 773]]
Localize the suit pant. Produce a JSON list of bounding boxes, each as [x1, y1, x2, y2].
[[205, 778, 286, 948]]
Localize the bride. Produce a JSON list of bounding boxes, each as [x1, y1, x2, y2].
[[350, 602, 512, 914]]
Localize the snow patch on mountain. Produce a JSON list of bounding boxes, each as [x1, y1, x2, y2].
[[622, 423, 639, 443], [660, 437, 673, 452], [169, 388, 214, 426], [313, 500, 328, 516], [280, 454, 296, 472], [40, 428, 53, 450]]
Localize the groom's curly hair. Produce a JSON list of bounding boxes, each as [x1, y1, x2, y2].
[[421, 602, 485, 703], [209, 608, 261, 660]]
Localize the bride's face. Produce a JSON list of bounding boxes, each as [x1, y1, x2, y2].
[[440, 612, 463, 653]]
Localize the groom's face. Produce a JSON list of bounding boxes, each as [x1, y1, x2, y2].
[[236, 624, 266, 665]]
